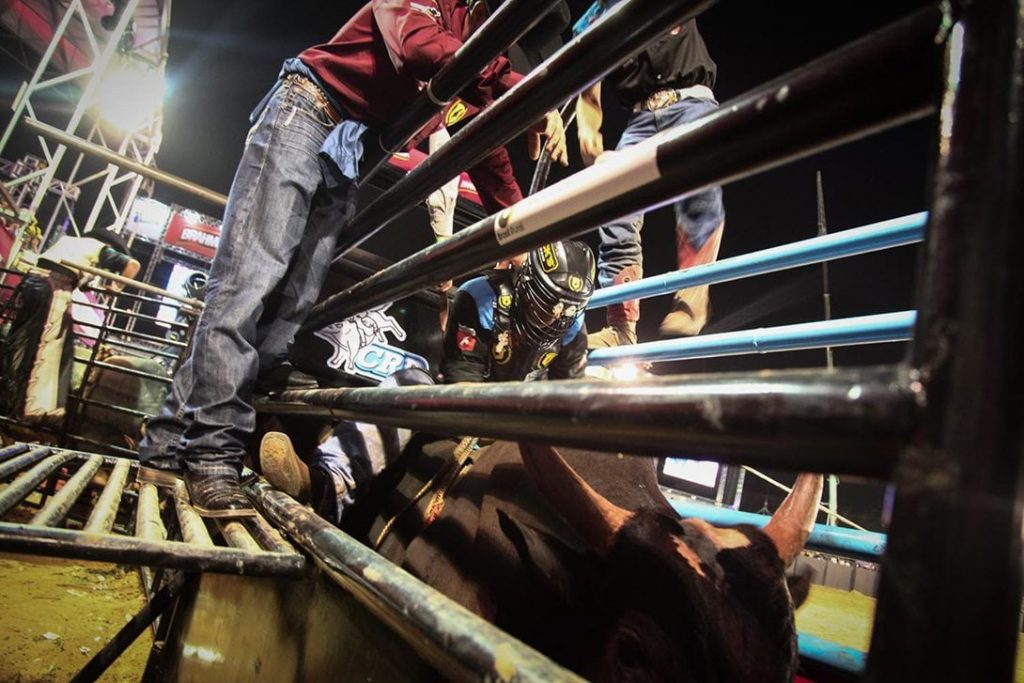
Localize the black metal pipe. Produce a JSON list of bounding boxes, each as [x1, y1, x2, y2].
[[72, 358, 172, 384], [32, 454, 104, 527], [70, 571, 189, 683], [250, 482, 580, 682], [71, 299, 191, 328], [134, 483, 167, 542], [304, 6, 942, 331], [71, 319, 187, 347], [0, 443, 30, 463], [84, 459, 131, 533], [867, 2, 1024, 680], [63, 434, 138, 458], [69, 395, 152, 420], [173, 479, 214, 547], [0, 446, 54, 480], [259, 365, 915, 478], [0, 452, 76, 516], [360, 0, 565, 184], [81, 285, 200, 312], [0, 522, 307, 577], [331, 0, 719, 261], [91, 336, 180, 360], [242, 515, 297, 555]]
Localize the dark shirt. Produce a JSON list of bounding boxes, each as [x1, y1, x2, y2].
[[97, 246, 131, 275], [607, 19, 716, 109], [441, 273, 587, 384]]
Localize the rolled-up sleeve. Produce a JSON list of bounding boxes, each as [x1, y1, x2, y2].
[[373, 0, 523, 105], [373, 0, 462, 82]]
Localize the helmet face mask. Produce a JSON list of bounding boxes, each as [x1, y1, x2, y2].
[[511, 240, 595, 348]]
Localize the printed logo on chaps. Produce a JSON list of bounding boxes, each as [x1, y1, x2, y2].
[[315, 304, 427, 381]]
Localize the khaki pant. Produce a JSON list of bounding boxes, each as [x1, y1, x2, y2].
[[23, 287, 72, 416]]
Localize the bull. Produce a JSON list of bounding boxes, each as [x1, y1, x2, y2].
[[342, 437, 822, 682]]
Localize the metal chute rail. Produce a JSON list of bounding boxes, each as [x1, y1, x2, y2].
[[0, 1, 1018, 682]]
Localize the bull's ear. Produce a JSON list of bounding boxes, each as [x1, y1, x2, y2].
[[497, 509, 583, 604], [787, 568, 813, 609]]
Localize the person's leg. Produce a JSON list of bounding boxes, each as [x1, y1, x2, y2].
[[655, 97, 726, 337], [254, 175, 358, 376], [0, 275, 54, 418], [171, 80, 345, 516], [22, 286, 72, 424], [259, 367, 433, 526], [136, 355, 193, 483], [589, 111, 657, 348]]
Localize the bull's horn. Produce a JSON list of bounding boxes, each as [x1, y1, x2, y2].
[[518, 442, 631, 555], [763, 473, 824, 567]]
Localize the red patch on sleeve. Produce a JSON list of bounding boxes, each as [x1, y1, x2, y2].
[[456, 326, 477, 352]]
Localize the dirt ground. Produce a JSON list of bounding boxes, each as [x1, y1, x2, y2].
[[0, 553, 151, 682]]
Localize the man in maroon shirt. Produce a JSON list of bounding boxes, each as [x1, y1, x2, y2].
[[138, 0, 567, 517]]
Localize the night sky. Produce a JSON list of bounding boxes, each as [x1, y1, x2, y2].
[[1, 1, 939, 530]]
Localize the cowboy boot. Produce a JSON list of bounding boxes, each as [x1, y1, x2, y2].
[[659, 224, 724, 337], [259, 431, 311, 503], [587, 265, 642, 348]]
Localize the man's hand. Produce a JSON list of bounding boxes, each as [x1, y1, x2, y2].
[[527, 110, 568, 166], [575, 82, 604, 166], [578, 124, 604, 166]]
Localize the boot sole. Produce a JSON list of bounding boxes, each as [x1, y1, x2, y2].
[[136, 465, 182, 488], [259, 432, 310, 501], [188, 502, 257, 519]]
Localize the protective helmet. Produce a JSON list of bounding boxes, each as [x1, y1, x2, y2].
[[511, 240, 596, 347]]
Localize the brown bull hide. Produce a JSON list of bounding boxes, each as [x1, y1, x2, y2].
[[350, 439, 818, 682]]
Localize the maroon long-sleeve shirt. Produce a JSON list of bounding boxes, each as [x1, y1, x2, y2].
[[299, 0, 524, 212]]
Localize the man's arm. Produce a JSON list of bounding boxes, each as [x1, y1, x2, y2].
[[575, 81, 604, 166], [372, 0, 520, 106], [440, 288, 492, 383], [374, 1, 565, 202], [95, 246, 140, 292]]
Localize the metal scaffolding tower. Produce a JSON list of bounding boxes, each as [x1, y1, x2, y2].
[[0, 0, 171, 260]]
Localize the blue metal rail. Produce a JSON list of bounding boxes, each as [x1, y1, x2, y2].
[[589, 212, 927, 309], [589, 311, 916, 365]]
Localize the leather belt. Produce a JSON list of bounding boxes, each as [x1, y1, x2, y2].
[[282, 73, 342, 125], [633, 84, 715, 112]]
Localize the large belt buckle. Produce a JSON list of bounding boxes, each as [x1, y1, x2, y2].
[[647, 89, 678, 111]]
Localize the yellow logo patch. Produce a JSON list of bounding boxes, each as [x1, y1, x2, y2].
[[567, 275, 584, 292], [537, 351, 558, 368], [493, 345, 512, 364], [498, 294, 513, 310], [445, 100, 468, 127], [539, 244, 559, 273]]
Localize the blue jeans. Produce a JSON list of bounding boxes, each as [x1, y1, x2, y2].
[[597, 96, 725, 287], [140, 78, 357, 473]]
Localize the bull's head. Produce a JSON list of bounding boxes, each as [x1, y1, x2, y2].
[[512, 442, 823, 683]]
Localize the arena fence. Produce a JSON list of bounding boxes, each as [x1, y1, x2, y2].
[[0, 260, 201, 457], [261, 2, 1022, 680], [0, 1, 1017, 680]]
